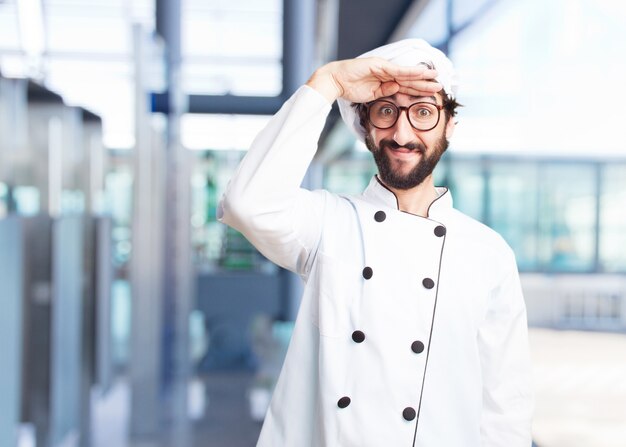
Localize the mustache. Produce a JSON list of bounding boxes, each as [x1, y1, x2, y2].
[[379, 138, 426, 153]]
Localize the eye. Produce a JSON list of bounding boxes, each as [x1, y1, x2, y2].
[[410, 103, 437, 122], [372, 103, 397, 119], [416, 107, 432, 117], [369, 102, 399, 127]]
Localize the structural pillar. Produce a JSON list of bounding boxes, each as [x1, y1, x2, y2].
[[156, 0, 193, 445], [282, 0, 319, 319]]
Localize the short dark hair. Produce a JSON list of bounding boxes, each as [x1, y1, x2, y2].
[[353, 89, 462, 132]]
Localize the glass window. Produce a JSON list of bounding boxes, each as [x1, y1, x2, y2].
[[0, 0, 154, 148], [321, 152, 617, 274], [432, 152, 449, 186], [181, 113, 272, 151], [13, 185, 40, 215], [0, 2, 21, 52], [183, 61, 281, 96], [324, 153, 376, 196], [488, 161, 539, 271], [190, 150, 276, 271], [445, 157, 484, 221], [105, 163, 133, 267], [537, 164, 597, 272], [0, 182, 7, 217], [599, 164, 626, 272], [182, 0, 282, 96]]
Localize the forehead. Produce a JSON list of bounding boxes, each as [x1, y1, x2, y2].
[[386, 93, 441, 104]]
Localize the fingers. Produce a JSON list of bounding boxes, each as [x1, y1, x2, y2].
[[372, 58, 438, 80], [378, 81, 401, 98], [396, 80, 443, 96], [327, 57, 444, 103], [386, 65, 438, 81], [369, 58, 443, 95]]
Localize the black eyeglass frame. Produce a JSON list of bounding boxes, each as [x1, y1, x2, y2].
[[366, 99, 444, 132]]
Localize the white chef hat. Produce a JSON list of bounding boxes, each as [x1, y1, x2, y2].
[[337, 38, 459, 142]]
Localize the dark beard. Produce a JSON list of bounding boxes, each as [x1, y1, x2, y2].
[[365, 133, 449, 190]]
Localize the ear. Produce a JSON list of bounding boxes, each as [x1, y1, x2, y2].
[[445, 116, 456, 140]]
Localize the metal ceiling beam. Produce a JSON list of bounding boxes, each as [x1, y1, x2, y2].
[[151, 92, 285, 116], [27, 80, 63, 103], [188, 95, 285, 116]]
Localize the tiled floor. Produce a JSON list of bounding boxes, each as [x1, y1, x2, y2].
[[530, 328, 626, 447], [91, 328, 626, 447], [91, 371, 261, 447], [190, 329, 626, 446], [193, 371, 262, 447]]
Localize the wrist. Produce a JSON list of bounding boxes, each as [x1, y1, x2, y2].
[[306, 62, 343, 104]]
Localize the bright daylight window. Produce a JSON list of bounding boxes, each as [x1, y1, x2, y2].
[[182, 0, 282, 96], [0, 0, 155, 149]]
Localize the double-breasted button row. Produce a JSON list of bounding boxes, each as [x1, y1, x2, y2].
[[363, 266, 434, 290], [338, 211, 438, 422], [337, 397, 417, 422], [370, 212, 439, 287], [350, 330, 423, 355], [374, 211, 446, 237]]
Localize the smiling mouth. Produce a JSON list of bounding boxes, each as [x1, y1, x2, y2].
[[390, 146, 422, 153], [385, 146, 424, 159]]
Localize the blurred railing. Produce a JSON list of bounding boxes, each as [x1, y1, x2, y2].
[[522, 274, 626, 331]]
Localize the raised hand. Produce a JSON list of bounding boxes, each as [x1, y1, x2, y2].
[[306, 56, 442, 104]]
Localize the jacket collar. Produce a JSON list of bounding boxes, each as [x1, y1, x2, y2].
[[361, 175, 452, 219]]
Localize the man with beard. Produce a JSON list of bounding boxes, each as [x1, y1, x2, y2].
[[218, 39, 533, 447], [361, 94, 451, 190]]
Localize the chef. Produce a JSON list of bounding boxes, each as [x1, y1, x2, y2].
[[218, 39, 534, 446]]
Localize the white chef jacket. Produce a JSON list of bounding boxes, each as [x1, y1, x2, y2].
[[218, 85, 534, 447]]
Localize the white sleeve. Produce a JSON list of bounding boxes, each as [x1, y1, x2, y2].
[[217, 85, 333, 276], [478, 249, 534, 446]]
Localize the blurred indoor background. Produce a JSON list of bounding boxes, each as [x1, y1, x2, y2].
[[1, 0, 625, 446]]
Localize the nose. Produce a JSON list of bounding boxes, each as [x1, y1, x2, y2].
[[393, 109, 417, 147]]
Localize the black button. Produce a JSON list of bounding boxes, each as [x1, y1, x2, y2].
[[352, 330, 365, 343], [338, 396, 351, 408], [422, 278, 435, 289], [362, 267, 373, 280], [374, 211, 387, 222], [411, 341, 424, 354], [434, 225, 446, 237], [403, 407, 416, 421]]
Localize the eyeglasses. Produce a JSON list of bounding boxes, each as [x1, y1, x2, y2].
[[366, 100, 444, 132]]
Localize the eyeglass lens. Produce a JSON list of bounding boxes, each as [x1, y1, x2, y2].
[[368, 101, 440, 130]]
